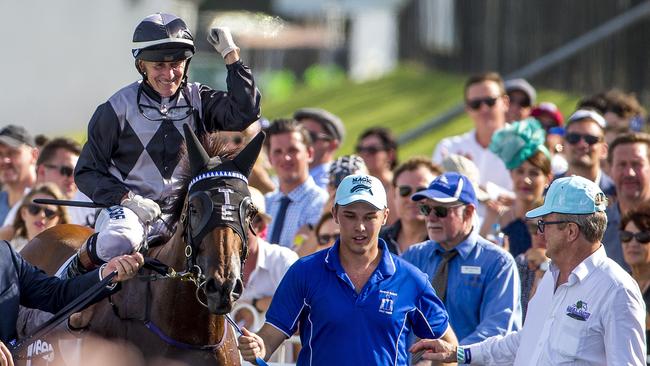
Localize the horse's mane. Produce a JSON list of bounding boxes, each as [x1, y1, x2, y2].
[[167, 132, 239, 225]]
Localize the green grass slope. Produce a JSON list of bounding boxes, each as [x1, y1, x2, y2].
[[261, 65, 581, 161]]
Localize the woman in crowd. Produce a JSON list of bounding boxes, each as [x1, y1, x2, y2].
[[355, 127, 399, 224], [0, 183, 70, 251], [296, 212, 339, 257], [620, 201, 650, 357], [481, 118, 553, 258]]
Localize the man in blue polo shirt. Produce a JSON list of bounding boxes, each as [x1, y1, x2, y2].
[[402, 172, 522, 345], [238, 174, 456, 365]]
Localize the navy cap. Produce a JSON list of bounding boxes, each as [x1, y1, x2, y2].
[[411, 172, 478, 206]]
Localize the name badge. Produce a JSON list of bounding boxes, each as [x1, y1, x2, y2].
[[461, 266, 481, 275]]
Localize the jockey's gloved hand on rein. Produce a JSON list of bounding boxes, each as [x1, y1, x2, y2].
[[121, 192, 161, 225], [208, 27, 240, 58]]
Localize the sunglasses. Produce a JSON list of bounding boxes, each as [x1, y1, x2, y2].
[[536, 219, 572, 234], [398, 185, 428, 198], [508, 94, 531, 108], [44, 164, 74, 178], [355, 145, 386, 155], [564, 132, 603, 146], [318, 233, 339, 245], [418, 204, 463, 218], [466, 96, 499, 110], [620, 230, 650, 244], [25, 203, 58, 219]]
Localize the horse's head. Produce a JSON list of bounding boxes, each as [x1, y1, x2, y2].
[[181, 124, 264, 314]]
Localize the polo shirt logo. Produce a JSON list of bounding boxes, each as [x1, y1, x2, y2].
[[378, 290, 396, 315], [566, 300, 591, 321]]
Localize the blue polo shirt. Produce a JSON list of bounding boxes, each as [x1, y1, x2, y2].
[[402, 229, 522, 345], [265, 239, 449, 365]]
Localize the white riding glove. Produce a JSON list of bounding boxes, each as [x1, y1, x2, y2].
[[121, 192, 161, 224], [208, 27, 240, 58]]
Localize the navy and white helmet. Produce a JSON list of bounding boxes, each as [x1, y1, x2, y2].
[[132, 13, 195, 62]]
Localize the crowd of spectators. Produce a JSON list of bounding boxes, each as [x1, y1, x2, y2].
[[4, 69, 650, 364]]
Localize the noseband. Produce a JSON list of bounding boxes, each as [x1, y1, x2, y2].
[[180, 170, 256, 291]]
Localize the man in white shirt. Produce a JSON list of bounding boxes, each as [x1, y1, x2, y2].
[[432, 72, 512, 193], [410, 175, 646, 365], [234, 187, 298, 330]]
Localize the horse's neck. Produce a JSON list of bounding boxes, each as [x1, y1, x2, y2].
[[154, 225, 190, 270]]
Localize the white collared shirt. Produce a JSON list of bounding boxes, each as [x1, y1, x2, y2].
[[432, 129, 513, 192], [470, 246, 646, 365], [239, 238, 298, 302]]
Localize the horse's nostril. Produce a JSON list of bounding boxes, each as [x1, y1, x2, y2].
[[205, 278, 219, 294], [232, 278, 243, 298]]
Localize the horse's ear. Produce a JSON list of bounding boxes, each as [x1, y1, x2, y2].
[[233, 131, 266, 178], [183, 124, 210, 176]]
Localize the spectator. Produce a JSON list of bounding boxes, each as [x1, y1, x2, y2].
[[294, 108, 345, 190], [237, 174, 456, 364], [0, 125, 37, 228], [505, 78, 536, 122], [355, 127, 399, 224], [433, 72, 513, 194], [296, 211, 338, 257], [441, 154, 491, 224], [530, 102, 564, 132], [380, 157, 441, 255], [70, 13, 261, 276], [603, 89, 646, 132], [403, 172, 522, 345], [556, 109, 616, 200], [514, 220, 548, 320], [411, 176, 646, 365], [264, 119, 328, 248], [602, 132, 650, 270], [484, 118, 553, 258], [234, 187, 298, 330], [35, 137, 95, 227], [0, 183, 70, 252], [531, 102, 568, 175], [620, 201, 650, 359]]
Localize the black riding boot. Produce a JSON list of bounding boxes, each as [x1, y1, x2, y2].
[[66, 233, 103, 278]]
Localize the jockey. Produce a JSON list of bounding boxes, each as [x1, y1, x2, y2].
[[69, 12, 261, 277]]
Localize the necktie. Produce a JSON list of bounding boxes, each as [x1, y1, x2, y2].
[[431, 249, 458, 303], [269, 196, 291, 244]]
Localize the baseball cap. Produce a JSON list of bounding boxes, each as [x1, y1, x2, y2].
[[531, 102, 564, 127], [526, 175, 608, 218], [441, 154, 489, 202], [0, 125, 35, 148], [335, 174, 387, 210], [566, 109, 607, 129], [411, 172, 478, 206], [294, 108, 345, 143], [328, 154, 368, 188], [505, 78, 537, 105]]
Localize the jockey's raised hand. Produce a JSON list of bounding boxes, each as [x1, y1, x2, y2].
[[121, 192, 161, 225], [208, 27, 240, 58]]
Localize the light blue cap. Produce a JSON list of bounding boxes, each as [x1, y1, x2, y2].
[[335, 174, 387, 210], [526, 175, 608, 218]]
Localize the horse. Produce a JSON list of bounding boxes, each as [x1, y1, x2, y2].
[[20, 124, 264, 365]]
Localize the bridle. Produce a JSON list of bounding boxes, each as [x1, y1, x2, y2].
[[179, 170, 256, 306]]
